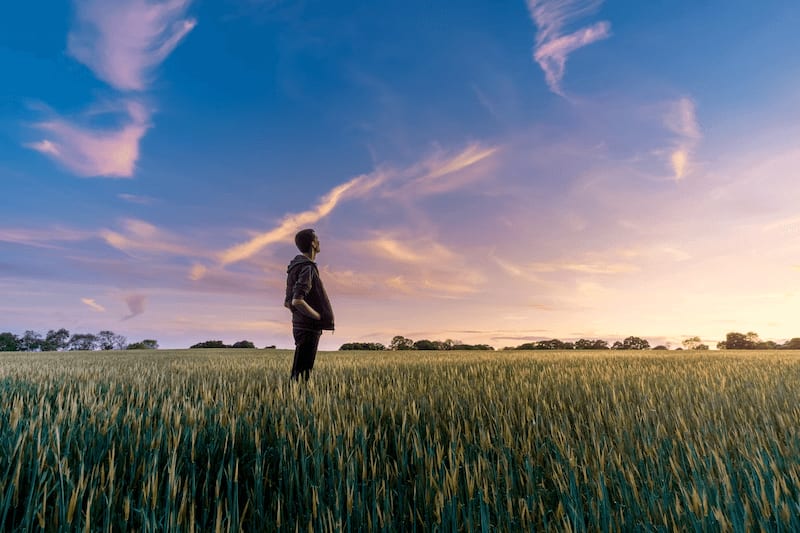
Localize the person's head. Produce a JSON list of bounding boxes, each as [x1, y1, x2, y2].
[[294, 229, 319, 255]]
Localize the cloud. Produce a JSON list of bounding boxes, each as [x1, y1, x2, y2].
[[527, 0, 611, 96], [101, 218, 200, 256], [118, 193, 156, 205], [206, 142, 496, 274], [188, 264, 207, 281], [663, 97, 701, 180], [26, 101, 151, 178], [0, 226, 94, 249], [419, 143, 498, 182], [123, 294, 146, 320], [529, 261, 639, 274], [68, 0, 197, 91], [81, 298, 106, 312], [664, 97, 701, 140], [217, 172, 387, 267], [400, 143, 499, 196], [361, 234, 457, 265]]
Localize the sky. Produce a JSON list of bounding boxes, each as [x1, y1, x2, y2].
[[2, 0, 800, 350]]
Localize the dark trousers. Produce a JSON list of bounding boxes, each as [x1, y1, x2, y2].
[[291, 328, 321, 381]]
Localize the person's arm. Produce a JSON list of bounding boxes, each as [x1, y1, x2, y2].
[[291, 298, 321, 320]]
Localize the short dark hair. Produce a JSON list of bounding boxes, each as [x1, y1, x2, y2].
[[294, 229, 316, 253]]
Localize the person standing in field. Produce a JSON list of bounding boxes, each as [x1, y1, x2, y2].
[[285, 229, 335, 381]]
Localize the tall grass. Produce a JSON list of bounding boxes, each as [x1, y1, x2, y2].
[[2, 349, 800, 530]]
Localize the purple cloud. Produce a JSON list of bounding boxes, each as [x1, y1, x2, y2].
[[527, 0, 611, 96], [123, 293, 147, 320], [26, 101, 150, 178], [68, 0, 197, 91]]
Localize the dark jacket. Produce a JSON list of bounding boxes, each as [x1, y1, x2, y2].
[[285, 255, 335, 331]]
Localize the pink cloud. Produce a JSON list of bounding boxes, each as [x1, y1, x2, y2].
[[663, 97, 701, 180], [527, 0, 611, 96], [101, 218, 202, 256], [26, 101, 151, 178], [68, 0, 197, 91], [123, 294, 147, 320], [0, 226, 94, 249], [217, 172, 386, 267], [81, 298, 106, 312]]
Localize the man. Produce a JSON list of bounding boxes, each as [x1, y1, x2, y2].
[[285, 229, 334, 380]]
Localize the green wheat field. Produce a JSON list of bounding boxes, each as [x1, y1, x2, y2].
[[2, 349, 800, 531]]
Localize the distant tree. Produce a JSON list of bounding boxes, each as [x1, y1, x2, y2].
[[682, 336, 704, 350], [190, 340, 228, 349], [390, 336, 415, 350], [718, 332, 756, 350], [339, 342, 386, 350], [127, 339, 159, 350], [452, 344, 494, 350], [782, 338, 800, 350], [97, 330, 127, 350], [232, 340, 256, 348], [652, 345, 668, 350], [142, 339, 159, 349], [68, 333, 98, 351], [612, 336, 650, 350], [0, 332, 19, 351], [695, 344, 709, 350], [413, 339, 438, 350], [18, 330, 43, 352], [42, 328, 70, 351], [533, 339, 573, 350], [514, 342, 537, 350], [264, 345, 276, 349], [575, 339, 609, 350], [127, 339, 157, 350]]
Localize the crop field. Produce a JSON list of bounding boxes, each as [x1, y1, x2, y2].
[[2, 349, 800, 531]]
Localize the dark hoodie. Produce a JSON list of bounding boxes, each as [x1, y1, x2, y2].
[[285, 255, 335, 331]]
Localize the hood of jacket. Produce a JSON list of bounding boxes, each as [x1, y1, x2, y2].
[[287, 254, 314, 273]]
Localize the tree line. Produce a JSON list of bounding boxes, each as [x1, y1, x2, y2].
[[715, 332, 800, 350], [0, 330, 282, 352], [0, 329, 157, 352], [339, 337, 494, 351], [342, 332, 800, 351], [189, 340, 275, 349], [4, 329, 799, 353]]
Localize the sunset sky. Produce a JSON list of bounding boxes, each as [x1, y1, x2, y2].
[[2, 0, 800, 350]]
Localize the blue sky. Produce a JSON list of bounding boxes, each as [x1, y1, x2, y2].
[[2, 0, 800, 349]]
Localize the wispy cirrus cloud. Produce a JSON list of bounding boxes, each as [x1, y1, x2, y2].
[[663, 97, 701, 180], [399, 143, 498, 196], [217, 172, 387, 267], [27, 100, 150, 178], [527, 0, 611, 96], [196, 142, 497, 276], [68, 0, 197, 91], [0, 226, 95, 249], [27, 0, 195, 177], [118, 193, 157, 205], [360, 234, 457, 265], [81, 298, 106, 312], [101, 218, 201, 256]]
